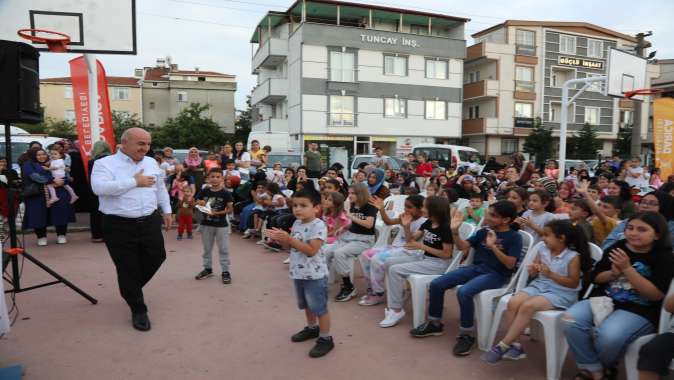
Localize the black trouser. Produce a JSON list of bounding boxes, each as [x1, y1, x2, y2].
[[269, 212, 295, 232], [638, 332, 674, 375], [90, 209, 104, 239], [102, 213, 166, 314], [35, 225, 68, 238]]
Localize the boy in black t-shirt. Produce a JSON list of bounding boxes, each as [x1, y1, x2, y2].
[[195, 169, 234, 284]]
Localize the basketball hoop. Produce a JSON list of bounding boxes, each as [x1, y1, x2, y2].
[[623, 88, 663, 99], [17, 28, 70, 52]]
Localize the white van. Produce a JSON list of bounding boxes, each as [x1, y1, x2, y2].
[[411, 144, 482, 171], [247, 131, 293, 153], [0, 127, 64, 171]]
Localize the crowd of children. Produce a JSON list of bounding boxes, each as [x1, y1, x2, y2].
[[159, 146, 674, 373]]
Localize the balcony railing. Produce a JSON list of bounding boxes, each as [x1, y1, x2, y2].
[[463, 79, 499, 100], [252, 37, 288, 73], [514, 117, 535, 128], [515, 44, 536, 56]]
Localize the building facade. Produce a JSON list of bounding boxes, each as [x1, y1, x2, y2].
[[250, 0, 468, 161], [140, 60, 237, 132], [464, 21, 658, 160], [40, 77, 141, 123]]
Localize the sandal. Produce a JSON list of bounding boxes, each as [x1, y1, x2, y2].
[[573, 370, 595, 380]]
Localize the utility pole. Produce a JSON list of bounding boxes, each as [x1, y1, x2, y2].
[[630, 31, 652, 158]]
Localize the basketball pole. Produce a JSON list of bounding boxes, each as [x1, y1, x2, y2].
[[558, 76, 607, 183]]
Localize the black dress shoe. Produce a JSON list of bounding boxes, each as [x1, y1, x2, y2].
[[132, 312, 151, 331]]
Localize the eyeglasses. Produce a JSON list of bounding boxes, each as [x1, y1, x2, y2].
[[639, 201, 659, 207]]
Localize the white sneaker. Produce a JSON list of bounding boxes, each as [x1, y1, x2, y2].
[[37, 237, 48, 246], [282, 257, 290, 264], [255, 239, 266, 245], [57, 235, 67, 244], [379, 308, 405, 328]]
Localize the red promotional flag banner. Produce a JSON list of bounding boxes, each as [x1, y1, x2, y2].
[[68, 56, 116, 178]]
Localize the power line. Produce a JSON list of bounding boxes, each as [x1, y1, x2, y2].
[[139, 11, 255, 29]]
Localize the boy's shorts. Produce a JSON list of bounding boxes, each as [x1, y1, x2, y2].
[[293, 277, 328, 316]]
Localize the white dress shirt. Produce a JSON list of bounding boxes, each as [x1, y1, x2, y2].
[[91, 151, 172, 218]]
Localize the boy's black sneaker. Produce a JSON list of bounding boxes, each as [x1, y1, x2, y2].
[[453, 334, 476, 356], [195, 268, 213, 280], [410, 321, 445, 338], [334, 286, 357, 302], [309, 336, 334, 358], [222, 271, 232, 284], [291, 325, 320, 342], [187, 233, 193, 240], [177, 234, 183, 240], [265, 242, 282, 252]]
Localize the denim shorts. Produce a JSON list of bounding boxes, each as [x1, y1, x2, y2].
[[293, 277, 328, 316]]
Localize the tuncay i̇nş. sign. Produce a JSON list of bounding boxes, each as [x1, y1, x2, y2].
[[360, 34, 420, 48]]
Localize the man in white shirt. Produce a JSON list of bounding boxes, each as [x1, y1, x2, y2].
[[91, 128, 173, 332]]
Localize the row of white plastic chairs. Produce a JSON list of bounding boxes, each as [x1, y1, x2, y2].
[[367, 194, 674, 380]]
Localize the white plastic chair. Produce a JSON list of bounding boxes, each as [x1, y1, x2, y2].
[[485, 243, 603, 380], [407, 222, 476, 328], [473, 230, 535, 351], [624, 279, 674, 380], [374, 195, 407, 248]]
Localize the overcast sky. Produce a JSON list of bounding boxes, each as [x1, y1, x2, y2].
[[37, 0, 674, 110]]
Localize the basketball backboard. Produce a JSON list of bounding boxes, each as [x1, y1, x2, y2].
[[0, 0, 136, 55], [606, 47, 647, 99]]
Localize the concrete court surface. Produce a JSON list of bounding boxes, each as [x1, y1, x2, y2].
[[0, 230, 589, 380]]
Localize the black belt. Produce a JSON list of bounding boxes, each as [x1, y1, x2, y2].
[[103, 212, 158, 223]]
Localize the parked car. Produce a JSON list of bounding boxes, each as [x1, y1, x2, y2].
[[412, 144, 483, 172], [349, 155, 401, 178]]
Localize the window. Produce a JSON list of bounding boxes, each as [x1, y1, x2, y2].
[[410, 24, 429, 36], [515, 66, 534, 92], [516, 29, 535, 55], [426, 59, 448, 79], [425, 100, 446, 120], [116, 111, 131, 119], [384, 55, 407, 76], [515, 102, 533, 118], [112, 87, 130, 101], [152, 82, 158, 87], [587, 73, 603, 92], [620, 110, 633, 125], [177, 92, 188, 102], [149, 101, 156, 109], [64, 110, 75, 123], [198, 76, 206, 81], [468, 71, 480, 83], [467, 105, 480, 119], [501, 138, 519, 155], [588, 39, 603, 58], [550, 102, 574, 122], [551, 67, 574, 87], [560, 35, 576, 54], [330, 51, 355, 82], [584, 106, 600, 125], [64, 85, 73, 99], [329, 95, 354, 126], [384, 98, 406, 118]]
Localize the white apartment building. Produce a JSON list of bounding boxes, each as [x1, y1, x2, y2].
[[250, 0, 468, 161], [463, 21, 659, 160]]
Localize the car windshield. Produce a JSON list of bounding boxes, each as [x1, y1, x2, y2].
[[412, 148, 450, 162], [458, 150, 481, 163], [0, 142, 30, 163]]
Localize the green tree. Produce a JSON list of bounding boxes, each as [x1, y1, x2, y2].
[[43, 117, 76, 139], [151, 103, 226, 149], [112, 111, 148, 143], [522, 117, 554, 164], [232, 95, 252, 143], [567, 123, 602, 159]]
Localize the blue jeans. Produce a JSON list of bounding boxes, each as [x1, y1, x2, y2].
[[294, 277, 329, 316], [428, 264, 508, 329], [239, 203, 256, 232], [562, 299, 655, 373]]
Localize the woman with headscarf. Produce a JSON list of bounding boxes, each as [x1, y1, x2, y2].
[[88, 141, 112, 242], [22, 148, 75, 246], [367, 168, 390, 199], [184, 147, 205, 191]]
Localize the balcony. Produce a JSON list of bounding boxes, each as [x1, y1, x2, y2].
[[252, 38, 288, 73], [462, 117, 498, 135], [463, 79, 499, 101], [252, 118, 289, 133], [466, 42, 514, 62], [515, 44, 538, 65], [251, 78, 287, 105], [514, 80, 536, 100]]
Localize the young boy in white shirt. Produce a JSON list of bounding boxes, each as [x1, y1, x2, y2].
[[267, 188, 334, 358]]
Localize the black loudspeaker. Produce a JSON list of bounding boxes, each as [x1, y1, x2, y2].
[[0, 40, 41, 124]]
